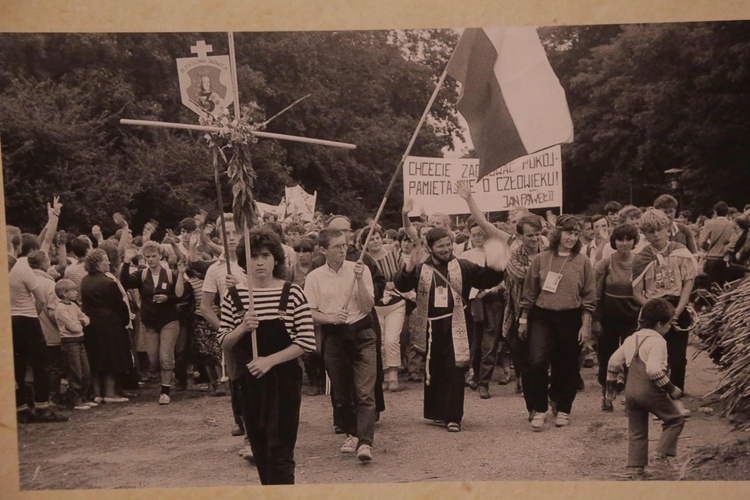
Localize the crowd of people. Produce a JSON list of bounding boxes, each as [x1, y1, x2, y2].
[[9, 190, 750, 483]]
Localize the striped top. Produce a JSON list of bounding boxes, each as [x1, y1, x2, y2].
[[372, 250, 403, 306], [218, 283, 316, 353]]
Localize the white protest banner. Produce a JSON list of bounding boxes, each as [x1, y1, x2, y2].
[[256, 201, 285, 219], [284, 185, 317, 222], [402, 145, 562, 216]]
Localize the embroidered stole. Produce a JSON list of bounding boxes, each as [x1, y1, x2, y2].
[[411, 258, 470, 370]]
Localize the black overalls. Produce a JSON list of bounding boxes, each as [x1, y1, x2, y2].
[[229, 282, 303, 485]]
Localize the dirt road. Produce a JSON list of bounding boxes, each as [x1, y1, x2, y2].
[[14, 342, 742, 490]]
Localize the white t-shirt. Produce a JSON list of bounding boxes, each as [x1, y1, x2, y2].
[[202, 257, 248, 313], [9, 257, 40, 318]]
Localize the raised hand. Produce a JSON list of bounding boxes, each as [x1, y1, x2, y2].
[[403, 198, 414, 214], [47, 196, 62, 217], [456, 180, 472, 200]]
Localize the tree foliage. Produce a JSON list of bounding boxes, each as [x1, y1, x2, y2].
[[540, 21, 750, 215], [0, 30, 459, 233]]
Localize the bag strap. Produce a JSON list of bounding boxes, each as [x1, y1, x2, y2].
[[141, 266, 174, 287]]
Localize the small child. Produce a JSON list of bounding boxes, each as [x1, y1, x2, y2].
[[606, 298, 685, 478], [54, 279, 94, 410]]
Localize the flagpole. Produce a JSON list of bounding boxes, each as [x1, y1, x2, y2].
[[344, 50, 458, 307]]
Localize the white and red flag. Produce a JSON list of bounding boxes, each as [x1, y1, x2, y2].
[[447, 27, 574, 180]]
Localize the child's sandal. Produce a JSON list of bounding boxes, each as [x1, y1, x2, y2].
[[446, 422, 461, 432]]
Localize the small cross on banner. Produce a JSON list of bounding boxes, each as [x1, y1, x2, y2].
[[191, 40, 213, 58]]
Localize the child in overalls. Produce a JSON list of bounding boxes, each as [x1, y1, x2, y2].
[[217, 231, 315, 485], [605, 298, 685, 478]]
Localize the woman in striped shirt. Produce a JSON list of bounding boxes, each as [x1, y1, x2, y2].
[[219, 229, 315, 485], [361, 226, 406, 392]]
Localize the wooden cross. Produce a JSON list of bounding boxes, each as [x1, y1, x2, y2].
[[120, 32, 356, 360]]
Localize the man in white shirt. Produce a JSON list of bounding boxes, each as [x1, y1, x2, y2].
[[11, 235, 67, 423], [305, 228, 377, 462]]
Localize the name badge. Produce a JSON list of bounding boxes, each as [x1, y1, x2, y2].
[[160, 283, 168, 290], [434, 286, 449, 308], [542, 271, 563, 293]]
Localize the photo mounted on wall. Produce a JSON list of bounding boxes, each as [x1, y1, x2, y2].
[[2, 15, 750, 494]]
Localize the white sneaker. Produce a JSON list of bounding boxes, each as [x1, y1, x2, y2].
[[158, 394, 171, 405], [357, 444, 372, 462], [530, 412, 545, 431], [73, 404, 91, 410], [340, 434, 358, 453], [239, 445, 254, 462], [555, 411, 570, 427]]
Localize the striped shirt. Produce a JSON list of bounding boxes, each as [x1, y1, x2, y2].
[[218, 283, 316, 353], [372, 250, 403, 306]]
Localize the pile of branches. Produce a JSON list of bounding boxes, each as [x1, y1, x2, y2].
[[694, 275, 750, 424]]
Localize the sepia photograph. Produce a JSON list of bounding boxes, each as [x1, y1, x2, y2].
[[2, 1, 750, 497]]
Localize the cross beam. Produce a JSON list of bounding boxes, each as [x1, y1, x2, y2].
[[120, 118, 356, 150]]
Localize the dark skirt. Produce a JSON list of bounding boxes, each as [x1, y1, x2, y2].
[[84, 313, 132, 375]]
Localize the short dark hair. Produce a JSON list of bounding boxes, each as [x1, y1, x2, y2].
[[293, 238, 315, 253], [27, 250, 48, 270], [591, 214, 608, 227], [359, 225, 383, 247], [178, 217, 197, 233], [384, 229, 399, 240], [20, 233, 40, 257], [654, 194, 678, 210], [638, 298, 675, 329], [317, 228, 344, 250], [285, 223, 305, 235], [714, 201, 729, 217], [236, 228, 287, 278], [603, 201, 623, 214], [548, 215, 583, 254], [71, 235, 92, 258], [261, 221, 285, 243], [735, 215, 750, 231], [609, 223, 640, 249], [517, 215, 543, 235], [425, 227, 453, 248], [397, 231, 412, 243], [98, 240, 121, 273]]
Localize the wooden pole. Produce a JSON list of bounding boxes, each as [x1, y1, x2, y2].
[[212, 148, 232, 275], [119, 119, 357, 149], [227, 32, 243, 124], [228, 31, 257, 360]]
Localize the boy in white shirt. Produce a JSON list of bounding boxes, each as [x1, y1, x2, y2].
[[54, 279, 93, 410], [606, 298, 685, 478]]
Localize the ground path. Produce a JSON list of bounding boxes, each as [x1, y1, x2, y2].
[[16, 340, 740, 489]]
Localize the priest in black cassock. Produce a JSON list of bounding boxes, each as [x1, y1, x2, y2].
[[394, 227, 508, 432]]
